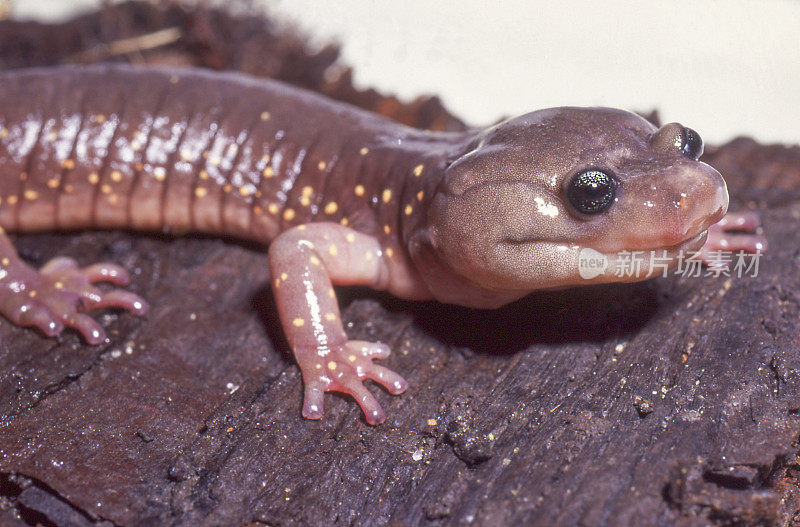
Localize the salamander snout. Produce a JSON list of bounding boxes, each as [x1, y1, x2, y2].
[[673, 166, 727, 236], [638, 161, 728, 249]]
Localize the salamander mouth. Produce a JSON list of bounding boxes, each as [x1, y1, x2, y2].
[[583, 229, 708, 266], [500, 229, 709, 257], [656, 229, 708, 255]]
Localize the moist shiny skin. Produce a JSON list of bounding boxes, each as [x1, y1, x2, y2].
[[0, 65, 456, 244], [0, 64, 739, 425]]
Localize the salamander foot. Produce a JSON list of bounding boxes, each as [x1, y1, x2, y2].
[[699, 211, 766, 265], [0, 256, 148, 344], [297, 340, 408, 425]]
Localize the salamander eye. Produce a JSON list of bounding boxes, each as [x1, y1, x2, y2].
[[681, 127, 703, 160], [567, 169, 617, 215]]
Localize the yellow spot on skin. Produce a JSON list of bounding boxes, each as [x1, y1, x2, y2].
[[365, 251, 373, 261], [268, 203, 279, 215], [64, 184, 74, 193], [383, 225, 391, 235], [88, 172, 100, 185], [328, 245, 338, 256], [1, 257, 9, 265], [0, 128, 7, 139], [23, 190, 38, 201], [46, 131, 58, 142], [95, 114, 106, 124], [101, 184, 112, 194], [170, 75, 180, 84], [54, 281, 63, 289], [280, 272, 288, 281], [28, 290, 36, 298], [348, 354, 357, 362], [108, 193, 119, 205], [274, 278, 280, 288], [154, 167, 166, 181], [382, 189, 392, 203], [180, 149, 192, 162], [299, 195, 311, 207], [324, 202, 338, 215], [360, 147, 369, 155], [261, 111, 271, 121], [309, 255, 321, 266], [354, 184, 365, 197], [47, 178, 59, 189], [7, 195, 18, 205], [239, 186, 254, 197], [345, 233, 355, 243], [283, 208, 295, 221], [315, 363, 322, 369], [19, 172, 27, 181], [110, 170, 123, 182], [223, 183, 232, 193], [413, 164, 424, 177], [195, 187, 208, 198], [404, 204, 413, 215], [328, 288, 335, 299], [263, 166, 274, 178], [199, 170, 209, 180], [61, 159, 75, 170], [318, 160, 327, 170], [417, 190, 424, 201], [340, 217, 349, 226], [297, 225, 306, 231], [386, 247, 394, 258], [202, 151, 210, 159], [292, 318, 305, 327], [301, 186, 313, 197], [210, 157, 221, 167], [328, 361, 337, 370], [427, 419, 438, 426], [262, 154, 271, 163], [325, 313, 337, 322], [135, 162, 144, 172]]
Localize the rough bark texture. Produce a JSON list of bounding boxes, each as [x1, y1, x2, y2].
[[0, 2, 798, 526]]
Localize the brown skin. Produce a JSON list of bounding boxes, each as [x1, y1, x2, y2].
[[410, 108, 727, 307], [0, 65, 756, 424]]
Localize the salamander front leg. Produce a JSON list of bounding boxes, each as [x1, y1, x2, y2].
[[0, 231, 148, 344], [268, 223, 408, 425]]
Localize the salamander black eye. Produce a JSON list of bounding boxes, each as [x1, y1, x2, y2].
[[681, 127, 703, 160], [567, 170, 617, 215]]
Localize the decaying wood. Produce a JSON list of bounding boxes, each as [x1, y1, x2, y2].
[[0, 2, 798, 526]]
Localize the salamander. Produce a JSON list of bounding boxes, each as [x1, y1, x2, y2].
[[0, 64, 764, 424]]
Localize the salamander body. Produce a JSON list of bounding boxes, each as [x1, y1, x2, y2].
[[0, 65, 762, 424]]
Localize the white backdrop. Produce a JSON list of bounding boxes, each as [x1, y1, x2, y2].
[[11, 0, 800, 145]]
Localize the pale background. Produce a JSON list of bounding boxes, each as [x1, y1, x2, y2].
[[10, 0, 800, 145]]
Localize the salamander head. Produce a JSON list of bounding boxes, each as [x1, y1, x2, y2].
[[410, 107, 727, 306]]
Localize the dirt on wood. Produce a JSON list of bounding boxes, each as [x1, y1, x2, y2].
[[0, 2, 798, 526]]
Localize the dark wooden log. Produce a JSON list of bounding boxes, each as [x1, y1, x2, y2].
[[0, 2, 798, 525]]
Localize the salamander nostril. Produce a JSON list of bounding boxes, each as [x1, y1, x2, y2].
[[682, 127, 704, 161]]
